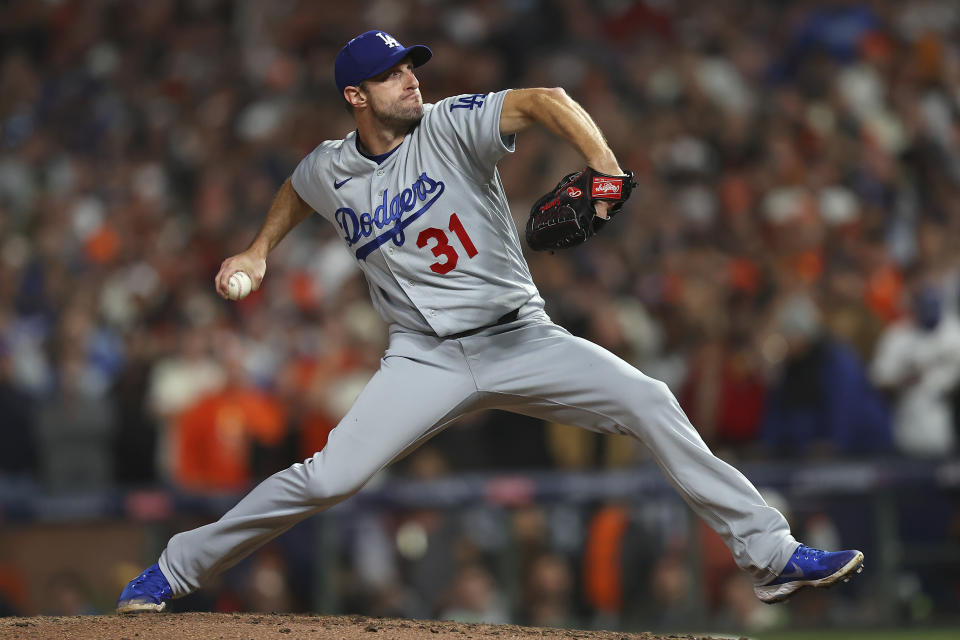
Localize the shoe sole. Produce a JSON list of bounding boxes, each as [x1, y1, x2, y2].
[[754, 551, 864, 604], [116, 600, 168, 614]]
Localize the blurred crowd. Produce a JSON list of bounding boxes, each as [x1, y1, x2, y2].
[[3, 0, 960, 629]]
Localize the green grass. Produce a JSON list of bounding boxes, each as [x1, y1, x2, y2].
[[754, 630, 960, 640]]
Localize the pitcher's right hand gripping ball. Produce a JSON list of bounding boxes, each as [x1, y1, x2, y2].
[[526, 168, 637, 251]]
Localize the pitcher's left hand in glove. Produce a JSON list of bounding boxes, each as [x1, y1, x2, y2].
[[526, 168, 636, 251]]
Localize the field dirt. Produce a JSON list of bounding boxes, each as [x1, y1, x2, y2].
[[0, 612, 737, 640]]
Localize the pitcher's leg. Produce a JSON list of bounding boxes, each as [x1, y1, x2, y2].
[[159, 335, 479, 596], [467, 323, 797, 584]]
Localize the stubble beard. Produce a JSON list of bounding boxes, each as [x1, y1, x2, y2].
[[371, 94, 424, 134]]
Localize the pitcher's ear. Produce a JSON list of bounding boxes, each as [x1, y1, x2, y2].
[[344, 83, 367, 110]]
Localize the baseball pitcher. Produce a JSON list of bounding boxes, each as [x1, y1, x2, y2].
[[118, 30, 863, 614]]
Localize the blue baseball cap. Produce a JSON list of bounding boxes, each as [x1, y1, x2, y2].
[[335, 30, 432, 94]]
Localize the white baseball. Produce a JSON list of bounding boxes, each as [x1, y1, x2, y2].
[[227, 271, 253, 301]]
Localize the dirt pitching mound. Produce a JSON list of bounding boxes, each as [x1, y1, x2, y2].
[[0, 612, 738, 640]]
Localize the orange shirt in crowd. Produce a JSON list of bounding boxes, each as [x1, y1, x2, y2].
[[174, 388, 286, 491], [582, 504, 629, 613]]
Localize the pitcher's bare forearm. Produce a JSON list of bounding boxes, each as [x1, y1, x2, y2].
[[214, 177, 313, 298], [248, 177, 315, 259], [499, 88, 621, 175]]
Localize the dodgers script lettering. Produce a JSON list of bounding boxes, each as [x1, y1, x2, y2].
[[335, 172, 446, 260]]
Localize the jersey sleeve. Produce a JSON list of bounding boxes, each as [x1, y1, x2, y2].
[[423, 89, 516, 182], [290, 144, 330, 214]]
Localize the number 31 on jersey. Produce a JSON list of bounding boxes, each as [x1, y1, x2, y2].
[[416, 213, 478, 274]]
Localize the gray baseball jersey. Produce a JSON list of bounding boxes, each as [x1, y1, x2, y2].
[[157, 90, 799, 600], [291, 90, 539, 337]]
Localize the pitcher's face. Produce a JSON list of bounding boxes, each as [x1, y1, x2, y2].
[[363, 57, 423, 128]]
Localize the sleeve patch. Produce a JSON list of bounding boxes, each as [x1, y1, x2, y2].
[[449, 93, 486, 111]]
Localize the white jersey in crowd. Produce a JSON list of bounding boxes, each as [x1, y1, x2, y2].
[[292, 90, 540, 336]]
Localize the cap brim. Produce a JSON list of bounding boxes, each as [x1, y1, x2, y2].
[[364, 44, 432, 82], [406, 44, 432, 68]]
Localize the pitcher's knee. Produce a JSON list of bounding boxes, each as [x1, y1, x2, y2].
[[302, 463, 368, 504], [637, 377, 677, 411], [622, 378, 681, 431]]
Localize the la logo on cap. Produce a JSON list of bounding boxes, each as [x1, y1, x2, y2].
[[376, 32, 401, 48]]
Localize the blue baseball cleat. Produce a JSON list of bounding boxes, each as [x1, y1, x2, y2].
[[116, 563, 173, 613], [754, 544, 864, 604]]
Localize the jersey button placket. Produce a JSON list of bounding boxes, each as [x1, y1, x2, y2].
[[371, 173, 408, 306], [386, 191, 394, 255], [375, 185, 393, 257], [372, 154, 432, 331]]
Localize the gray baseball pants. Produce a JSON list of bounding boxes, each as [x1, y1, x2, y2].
[[159, 304, 797, 595]]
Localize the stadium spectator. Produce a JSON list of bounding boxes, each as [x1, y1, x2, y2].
[[680, 292, 768, 453], [36, 349, 118, 492], [437, 563, 509, 625], [111, 329, 160, 485], [172, 339, 286, 491], [519, 553, 575, 628], [870, 270, 960, 457], [0, 334, 38, 480], [760, 292, 893, 457]]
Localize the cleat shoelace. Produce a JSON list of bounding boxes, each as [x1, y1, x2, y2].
[[125, 569, 169, 598], [797, 545, 825, 561]]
